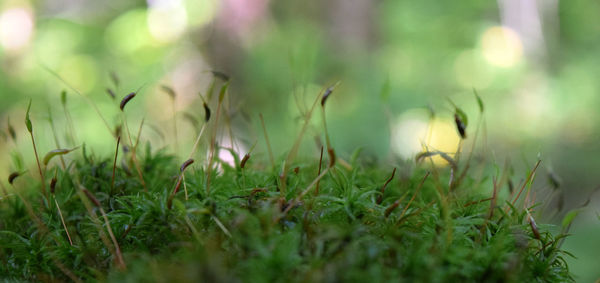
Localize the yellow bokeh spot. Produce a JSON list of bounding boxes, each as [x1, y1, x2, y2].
[[147, 2, 187, 43], [425, 119, 461, 166], [481, 26, 523, 68], [392, 109, 461, 166]]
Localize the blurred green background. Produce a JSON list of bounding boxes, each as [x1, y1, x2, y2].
[[0, 0, 599, 281]]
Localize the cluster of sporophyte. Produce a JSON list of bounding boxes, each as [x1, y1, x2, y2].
[[0, 74, 578, 282]]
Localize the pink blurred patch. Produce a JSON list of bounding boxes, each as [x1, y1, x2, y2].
[[218, 0, 268, 35]]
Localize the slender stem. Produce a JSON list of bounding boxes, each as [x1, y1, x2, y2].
[[281, 167, 331, 217], [488, 176, 498, 220], [508, 160, 541, 210], [206, 99, 223, 195], [122, 113, 147, 191], [454, 115, 483, 190], [75, 186, 115, 267], [134, 118, 145, 151], [188, 124, 207, 159], [385, 191, 409, 218], [259, 113, 275, 168], [377, 167, 397, 205], [111, 136, 121, 193], [399, 172, 430, 219], [183, 213, 202, 242], [79, 184, 126, 270], [182, 173, 188, 200], [224, 95, 237, 157], [30, 134, 47, 197], [321, 107, 332, 150], [62, 104, 78, 146], [48, 110, 67, 169], [99, 207, 126, 270], [54, 198, 73, 246], [172, 99, 179, 155], [314, 146, 324, 196], [280, 93, 321, 196], [212, 215, 232, 238]]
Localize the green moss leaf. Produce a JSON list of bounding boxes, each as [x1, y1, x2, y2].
[[25, 99, 32, 133], [218, 82, 230, 103], [473, 88, 484, 113], [562, 210, 580, 229], [61, 90, 67, 106], [455, 107, 468, 127], [43, 147, 80, 165]]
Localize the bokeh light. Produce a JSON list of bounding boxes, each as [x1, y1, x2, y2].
[[0, 7, 34, 53], [391, 110, 428, 159], [392, 109, 461, 166], [481, 26, 523, 68], [147, 0, 188, 43]]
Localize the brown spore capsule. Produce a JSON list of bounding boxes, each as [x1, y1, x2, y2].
[[240, 154, 250, 169], [8, 172, 21, 184], [120, 92, 136, 111], [180, 159, 194, 173], [454, 113, 466, 139], [203, 102, 211, 122]]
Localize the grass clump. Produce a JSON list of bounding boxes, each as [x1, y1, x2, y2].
[[0, 78, 575, 282]]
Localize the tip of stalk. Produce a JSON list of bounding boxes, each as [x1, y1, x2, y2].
[[161, 85, 176, 99], [240, 154, 250, 169], [203, 102, 211, 122], [321, 81, 341, 107], [110, 71, 120, 88], [120, 92, 136, 111], [61, 90, 67, 106], [8, 172, 23, 185], [50, 177, 57, 194], [454, 113, 466, 139], [180, 159, 194, 173], [211, 71, 230, 81], [106, 88, 116, 100], [25, 98, 33, 133], [327, 148, 336, 168]]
